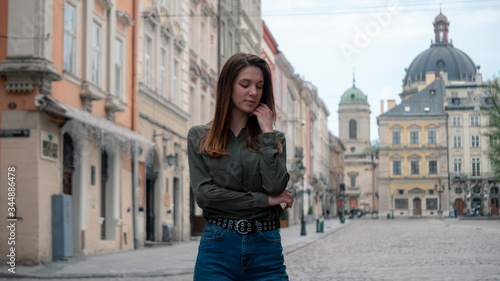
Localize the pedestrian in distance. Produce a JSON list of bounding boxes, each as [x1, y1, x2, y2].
[[188, 52, 293, 280]]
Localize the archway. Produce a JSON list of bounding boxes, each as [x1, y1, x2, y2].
[[145, 150, 159, 241], [413, 198, 422, 216]]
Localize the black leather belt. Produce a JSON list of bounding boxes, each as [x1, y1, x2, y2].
[[207, 218, 280, 234]]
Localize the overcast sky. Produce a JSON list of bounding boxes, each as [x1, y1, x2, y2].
[[261, 0, 500, 142]]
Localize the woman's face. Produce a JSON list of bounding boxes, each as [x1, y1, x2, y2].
[[230, 66, 264, 116]]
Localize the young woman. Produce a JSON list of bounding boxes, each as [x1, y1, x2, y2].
[[187, 52, 293, 280]]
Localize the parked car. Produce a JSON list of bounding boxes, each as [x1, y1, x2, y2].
[[349, 208, 365, 218]]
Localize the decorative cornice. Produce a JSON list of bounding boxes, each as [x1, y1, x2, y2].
[[0, 58, 62, 95], [105, 94, 126, 121], [80, 80, 108, 112], [161, 21, 174, 40], [116, 10, 135, 29], [201, 2, 210, 16], [175, 35, 187, 51], [190, 62, 201, 82], [143, 7, 160, 28], [96, 0, 113, 11]]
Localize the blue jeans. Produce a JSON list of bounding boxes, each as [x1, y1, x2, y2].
[[193, 223, 289, 281]]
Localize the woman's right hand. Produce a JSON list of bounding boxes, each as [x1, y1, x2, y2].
[[268, 190, 294, 210]]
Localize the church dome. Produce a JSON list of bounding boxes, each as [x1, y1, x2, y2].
[[340, 86, 367, 105], [403, 12, 478, 87]]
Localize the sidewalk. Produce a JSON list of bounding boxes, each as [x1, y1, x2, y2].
[[0, 218, 352, 279]]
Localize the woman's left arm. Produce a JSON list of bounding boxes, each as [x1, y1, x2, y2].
[[258, 131, 290, 196]]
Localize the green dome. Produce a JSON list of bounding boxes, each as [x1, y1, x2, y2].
[[340, 86, 367, 104]]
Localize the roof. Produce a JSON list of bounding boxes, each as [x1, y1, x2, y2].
[[381, 79, 447, 118], [340, 86, 368, 105], [403, 45, 477, 86]]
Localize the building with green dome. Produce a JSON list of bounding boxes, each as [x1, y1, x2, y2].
[[338, 78, 377, 214]]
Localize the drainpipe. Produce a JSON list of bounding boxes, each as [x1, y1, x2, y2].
[[132, 0, 139, 250]]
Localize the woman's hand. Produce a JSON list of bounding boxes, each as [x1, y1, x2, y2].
[[250, 103, 273, 133], [268, 189, 294, 210]]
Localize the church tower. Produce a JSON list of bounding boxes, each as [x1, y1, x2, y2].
[[338, 76, 376, 213]]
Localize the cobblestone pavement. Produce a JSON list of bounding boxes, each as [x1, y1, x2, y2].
[[285, 218, 500, 281], [3, 218, 499, 281]]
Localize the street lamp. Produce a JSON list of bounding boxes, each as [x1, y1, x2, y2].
[[297, 160, 307, 236], [435, 179, 445, 217]]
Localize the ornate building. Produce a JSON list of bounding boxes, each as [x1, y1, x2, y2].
[[378, 11, 499, 218], [338, 78, 377, 213]]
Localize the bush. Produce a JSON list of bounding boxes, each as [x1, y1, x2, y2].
[[308, 206, 313, 215]]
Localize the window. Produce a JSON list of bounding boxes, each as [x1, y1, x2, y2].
[[144, 36, 153, 87], [115, 39, 123, 98], [471, 135, 480, 147], [452, 116, 461, 126], [160, 48, 167, 97], [393, 161, 401, 175], [453, 136, 462, 148], [63, 2, 76, 73], [472, 158, 480, 177], [392, 131, 401, 145], [453, 158, 462, 175], [350, 175, 356, 188], [404, 106, 410, 112], [470, 115, 479, 126], [395, 199, 408, 209], [172, 59, 179, 105], [92, 22, 102, 86], [428, 161, 437, 174], [410, 131, 419, 145], [349, 119, 357, 139], [428, 131, 437, 145], [411, 161, 419, 175], [426, 199, 438, 210]]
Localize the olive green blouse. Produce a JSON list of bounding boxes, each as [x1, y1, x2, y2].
[[187, 124, 290, 221]]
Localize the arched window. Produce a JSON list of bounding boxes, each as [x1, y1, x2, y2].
[[349, 119, 357, 139]]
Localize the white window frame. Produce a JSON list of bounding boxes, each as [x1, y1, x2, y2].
[[114, 38, 124, 99], [453, 136, 462, 148], [63, 1, 78, 74], [470, 115, 479, 126], [160, 48, 168, 98], [452, 116, 461, 126], [92, 21, 103, 87], [472, 158, 481, 177], [392, 131, 401, 145], [410, 131, 419, 145], [427, 130, 437, 145], [144, 35, 153, 87], [471, 135, 480, 147], [411, 160, 420, 175], [172, 58, 179, 105], [392, 160, 402, 176], [453, 158, 462, 176], [428, 160, 438, 175]]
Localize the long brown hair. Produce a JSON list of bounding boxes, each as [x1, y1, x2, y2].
[[199, 52, 282, 157]]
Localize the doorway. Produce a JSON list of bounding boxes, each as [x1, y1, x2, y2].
[[454, 199, 464, 216], [491, 198, 499, 215], [413, 198, 422, 216], [145, 168, 157, 241]]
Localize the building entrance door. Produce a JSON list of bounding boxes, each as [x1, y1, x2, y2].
[[491, 198, 499, 215], [413, 198, 422, 216], [454, 199, 464, 216]]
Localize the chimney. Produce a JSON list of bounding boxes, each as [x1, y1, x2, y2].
[[380, 100, 385, 114], [388, 99, 396, 110]]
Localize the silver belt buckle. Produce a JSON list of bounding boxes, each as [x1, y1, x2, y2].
[[235, 219, 251, 234]]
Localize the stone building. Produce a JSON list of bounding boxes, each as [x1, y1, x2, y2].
[[338, 80, 377, 214]]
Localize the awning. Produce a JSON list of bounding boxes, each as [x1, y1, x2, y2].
[[35, 95, 153, 146]]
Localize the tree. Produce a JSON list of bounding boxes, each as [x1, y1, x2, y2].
[[485, 78, 500, 177]]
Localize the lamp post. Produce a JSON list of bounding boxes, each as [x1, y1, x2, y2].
[[435, 179, 445, 217], [297, 160, 307, 236]]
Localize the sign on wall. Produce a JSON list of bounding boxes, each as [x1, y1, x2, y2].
[[41, 130, 59, 161]]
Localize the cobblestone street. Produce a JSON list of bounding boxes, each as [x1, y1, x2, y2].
[[286, 218, 500, 281], [3, 218, 499, 281]]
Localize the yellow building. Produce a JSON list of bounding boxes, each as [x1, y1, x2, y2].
[[378, 80, 449, 218]]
